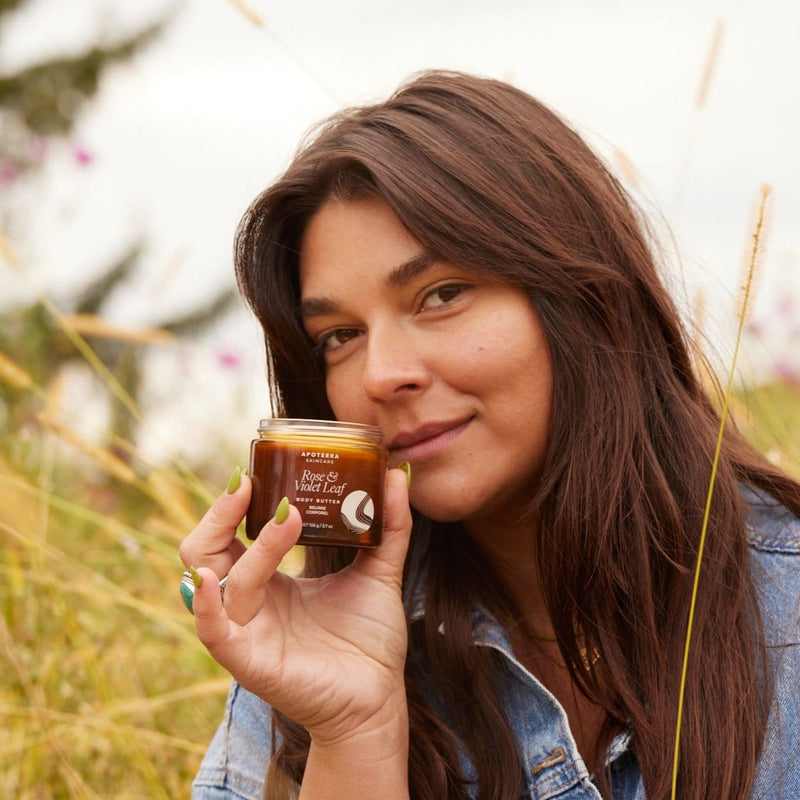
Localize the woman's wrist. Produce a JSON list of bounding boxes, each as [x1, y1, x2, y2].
[[299, 695, 410, 800], [309, 687, 409, 752]]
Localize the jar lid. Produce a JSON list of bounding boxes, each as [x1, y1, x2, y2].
[[257, 418, 384, 443]]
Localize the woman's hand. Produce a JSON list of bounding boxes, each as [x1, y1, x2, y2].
[[178, 467, 413, 751]]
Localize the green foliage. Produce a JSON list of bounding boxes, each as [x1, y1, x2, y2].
[[0, 25, 162, 138], [0, 0, 26, 19], [732, 380, 800, 478], [0, 0, 167, 179], [0, 243, 241, 448]]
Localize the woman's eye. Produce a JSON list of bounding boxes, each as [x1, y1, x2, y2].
[[421, 284, 467, 310], [317, 328, 361, 353]]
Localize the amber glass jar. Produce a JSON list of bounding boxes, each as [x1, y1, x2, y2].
[[246, 418, 387, 547]]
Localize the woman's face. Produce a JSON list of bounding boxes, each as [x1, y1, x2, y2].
[[299, 196, 553, 529]]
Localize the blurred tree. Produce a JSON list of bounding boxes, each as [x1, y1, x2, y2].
[[0, 2, 240, 455], [0, 242, 239, 448], [0, 2, 162, 176]]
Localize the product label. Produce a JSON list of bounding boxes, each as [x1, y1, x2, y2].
[[300, 451, 339, 464], [296, 469, 347, 495], [247, 437, 385, 546], [294, 457, 375, 535]]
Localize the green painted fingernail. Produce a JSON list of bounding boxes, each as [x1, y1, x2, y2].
[[226, 466, 242, 494], [274, 496, 289, 525], [398, 461, 411, 489], [189, 565, 203, 587]]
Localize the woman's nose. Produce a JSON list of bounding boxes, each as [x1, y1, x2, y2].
[[361, 327, 431, 402]]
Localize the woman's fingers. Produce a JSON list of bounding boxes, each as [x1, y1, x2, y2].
[[220, 501, 304, 625], [189, 568, 253, 674], [191, 505, 303, 661], [178, 472, 251, 576], [353, 467, 413, 586], [189, 567, 228, 636]]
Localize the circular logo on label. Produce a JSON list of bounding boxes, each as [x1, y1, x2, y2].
[[340, 490, 374, 534]]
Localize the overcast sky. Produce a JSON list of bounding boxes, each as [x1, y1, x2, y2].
[[2, 0, 798, 462]]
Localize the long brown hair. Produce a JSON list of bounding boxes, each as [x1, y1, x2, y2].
[[234, 70, 800, 799]]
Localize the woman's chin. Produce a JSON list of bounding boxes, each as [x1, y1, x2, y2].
[[410, 492, 480, 524], [418, 507, 466, 524]]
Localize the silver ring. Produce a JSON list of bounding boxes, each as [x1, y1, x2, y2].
[[180, 571, 228, 615]]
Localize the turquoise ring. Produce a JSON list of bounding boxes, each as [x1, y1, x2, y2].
[[180, 571, 228, 615]]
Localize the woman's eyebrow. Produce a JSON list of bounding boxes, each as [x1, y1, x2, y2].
[[385, 251, 437, 288], [299, 295, 337, 320], [299, 251, 437, 320]]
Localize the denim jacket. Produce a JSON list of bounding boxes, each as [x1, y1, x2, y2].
[[192, 488, 800, 799]]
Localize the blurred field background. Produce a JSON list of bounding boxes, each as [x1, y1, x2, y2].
[[1, 0, 799, 797]]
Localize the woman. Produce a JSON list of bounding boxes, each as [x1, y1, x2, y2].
[[180, 71, 800, 799]]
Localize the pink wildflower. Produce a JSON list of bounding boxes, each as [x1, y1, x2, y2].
[[74, 146, 94, 165], [743, 318, 764, 338], [216, 349, 242, 369], [774, 361, 800, 385], [0, 159, 19, 184], [27, 137, 48, 164]]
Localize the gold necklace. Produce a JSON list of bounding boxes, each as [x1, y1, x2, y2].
[[512, 616, 601, 672], [503, 613, 558, 642]]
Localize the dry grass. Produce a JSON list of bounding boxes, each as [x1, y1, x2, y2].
[[0, 324, 303, 797], [0, 437, 229, 799]]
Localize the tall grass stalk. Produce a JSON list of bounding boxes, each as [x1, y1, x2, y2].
[[670, 185, 772, 798], [14, 283, 214, 507], [671, 19, 724, 211], [226, 0, 343, 103]]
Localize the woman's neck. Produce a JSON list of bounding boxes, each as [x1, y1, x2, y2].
[[464, 509, 554, 639], [464, 512, 608, 774]]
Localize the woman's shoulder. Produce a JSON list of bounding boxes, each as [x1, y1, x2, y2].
[[742, 485, 800, 639], [743, 486, 800, 799], [744, 484, 800, 555]]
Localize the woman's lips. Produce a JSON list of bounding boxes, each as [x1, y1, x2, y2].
[[388, 417, 473, 462]]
